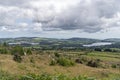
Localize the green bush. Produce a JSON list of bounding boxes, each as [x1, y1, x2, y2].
[[111, 64, 117, 68], [0, 48, 8, 54], [111, 64, 120, 68], [11, 45, 24, 56], [57, 57, 75, 66]]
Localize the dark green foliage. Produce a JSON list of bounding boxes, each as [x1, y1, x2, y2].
[[111, 64, 117, 68], [111, 64, 120, 68], [104, 48, 112, 52], [94, 48, 102, 51], [13, 54, 22, 63], [54, 52, 60, 57]]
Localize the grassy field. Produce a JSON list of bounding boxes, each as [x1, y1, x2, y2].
[[0, 50, 120, 80]]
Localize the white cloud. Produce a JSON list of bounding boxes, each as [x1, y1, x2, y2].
[[33, 23, 43, 32], [0, 0, 120, 37]]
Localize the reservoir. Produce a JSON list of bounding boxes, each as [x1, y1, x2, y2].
[[83, 42, 112, 47]]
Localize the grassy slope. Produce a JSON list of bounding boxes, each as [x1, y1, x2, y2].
[[0, 51, 120, 79]]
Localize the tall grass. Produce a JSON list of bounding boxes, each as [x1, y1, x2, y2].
[[0, 70, 95, 80], [0, 69, 120, 80]]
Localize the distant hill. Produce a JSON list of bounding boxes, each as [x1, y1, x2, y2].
[[0, 37, 100, 49], [0, 37, 100, 44], [103, 38, 120, 42], [67, 38, 99, 43], [1, 37, 120, 48]]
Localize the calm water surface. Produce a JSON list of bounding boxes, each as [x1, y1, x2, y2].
[[83, 42, 112, 47]]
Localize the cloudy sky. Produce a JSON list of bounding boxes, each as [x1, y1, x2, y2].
[[0, 0, 120, 39]]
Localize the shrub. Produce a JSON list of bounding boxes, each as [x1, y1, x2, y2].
[[13, 54, 22, 63], [87, 59, 101, 67], [0, 48, 8, 54], [54, 52, 60, 58], [104, 48, 112, 52], [94, 48, 102, 52], [75, 56, 91, 64], [50, 59, 57, 66], [57, 57, 75, 66], [111, 64, 120, 68], [75, 58, 83, 64], [11, 45, 24, 56]]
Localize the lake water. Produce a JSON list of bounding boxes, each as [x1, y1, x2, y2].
[[83, 42, 112, 47]]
